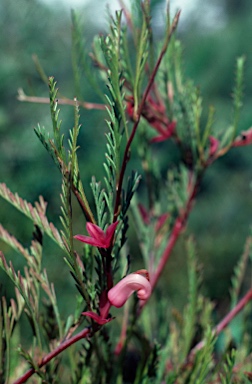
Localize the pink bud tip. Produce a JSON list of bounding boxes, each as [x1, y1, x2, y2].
[[209, 136, 219, 156]]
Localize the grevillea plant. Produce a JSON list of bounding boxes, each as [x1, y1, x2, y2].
[[1, 2, 252, 383]]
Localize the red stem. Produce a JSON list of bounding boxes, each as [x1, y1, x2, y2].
[[136, 176, 199, 318], [72, 187, 96, 224], [190, 288, 252, 355], [113, 10, 181, 222], [14, 327, 91, 384], [150, 178, 199, 292]]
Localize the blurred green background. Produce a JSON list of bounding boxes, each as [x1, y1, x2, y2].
[[0, 0, 252, 320]]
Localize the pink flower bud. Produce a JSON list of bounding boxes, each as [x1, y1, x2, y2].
[[108, 271, 151, 308]]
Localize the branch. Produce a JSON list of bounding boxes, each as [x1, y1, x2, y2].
[[14, 326, 92, 384], [151, 177, 199, 291], [165, 288, 252, 377], [190, 288, 252, 356], [17, 88, 106, 111]]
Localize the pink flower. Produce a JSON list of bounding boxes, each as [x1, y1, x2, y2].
[[108, 270, 151, 308], [74, 221, 119, 248]]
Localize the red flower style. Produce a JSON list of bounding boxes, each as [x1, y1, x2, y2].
[[150, 120, 176, 143], [74, 221, 119, 248], [138, 203, 169, 231], [209, 136, 219, 157]]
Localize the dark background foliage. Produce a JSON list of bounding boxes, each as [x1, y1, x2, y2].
[[0, 0, 251, 318]]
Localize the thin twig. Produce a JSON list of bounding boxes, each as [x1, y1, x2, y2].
[[17, 88, 106, 111], [71, 186, 96, 224]]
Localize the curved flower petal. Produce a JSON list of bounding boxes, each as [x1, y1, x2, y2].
[[86, 222, 106, 239], [108, 273, 151, 308], [74, 234, 104, 247], [105, 221, 119, 243]]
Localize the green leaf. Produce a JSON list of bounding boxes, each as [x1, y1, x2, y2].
[[230, 236, 251, 308], [48, 77, 65, 161], [34, 124, 62, 170], [189, 327, 216, 384], [220, 349, 236, 384], [0, 183, 65, 250], [232, 56, 245, 138], [71, 10, 106, 101]]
